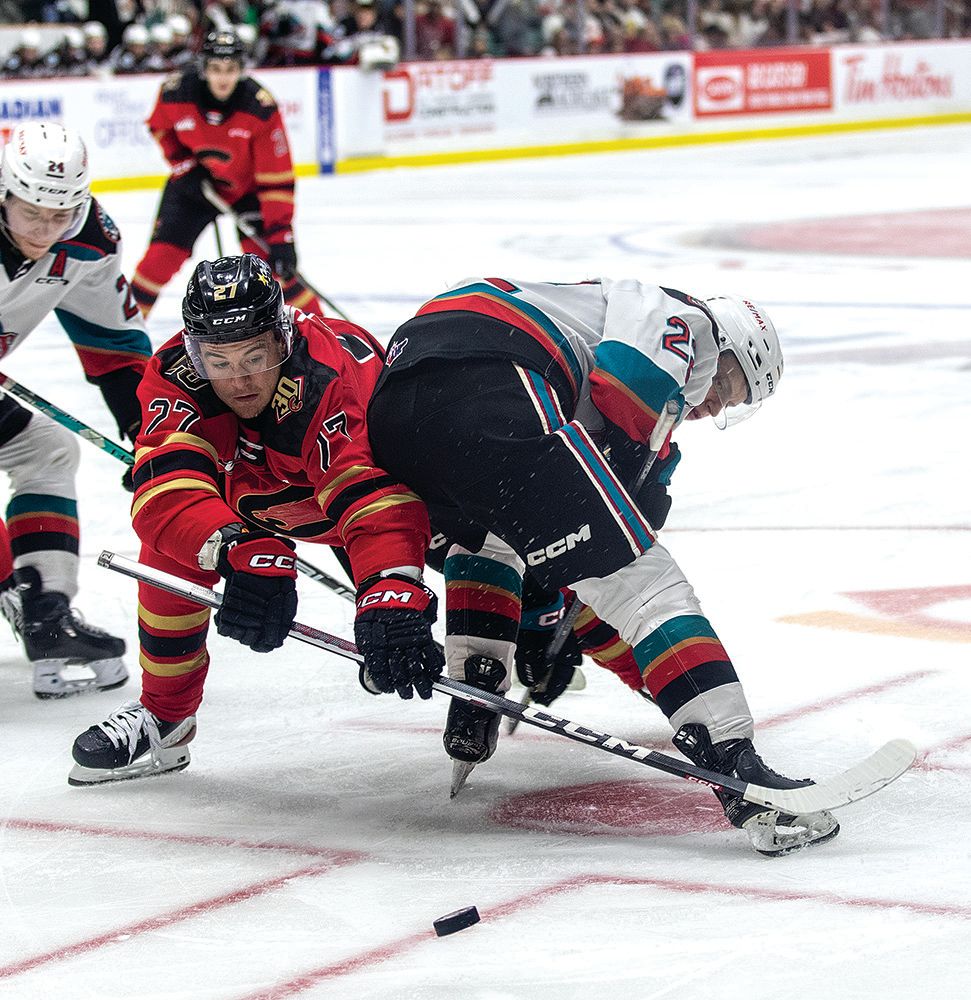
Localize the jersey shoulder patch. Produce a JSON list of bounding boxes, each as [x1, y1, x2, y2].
[[61, 199, 121, 257], [238, 77, 279, 121], [256, 333, 337, 456], [160, 69, 199, 103]]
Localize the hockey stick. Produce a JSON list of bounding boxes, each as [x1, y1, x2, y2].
[[0, 373, 352, 600], [98, 549, 918, 816], [200, 181, 352, 323], [507, 398, 682, 734]]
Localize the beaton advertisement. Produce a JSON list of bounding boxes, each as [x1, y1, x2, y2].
[[382, 61, 498, 142], [694, 48, 832, 117]]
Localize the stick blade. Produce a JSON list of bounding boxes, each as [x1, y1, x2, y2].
[[743, 739, 918, 814]]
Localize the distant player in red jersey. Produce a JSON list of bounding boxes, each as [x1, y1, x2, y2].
[[131, 30, 323, 318], [70, 254, 442, 785]]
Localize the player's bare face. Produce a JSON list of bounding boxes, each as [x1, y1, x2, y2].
[[204, 59, 242, 101], [686, 352, 749, 425], [202, 333, 285, 419], [3, 195, 78, 260]]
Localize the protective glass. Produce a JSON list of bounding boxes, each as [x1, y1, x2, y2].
[[183, 327, 291, 380], [712, 351, 760, 430]]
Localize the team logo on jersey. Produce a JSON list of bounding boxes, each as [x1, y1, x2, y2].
[[271, 375, 304, 423], [386, 337, 408, 366], [0, 330, 18, 358], [96, 204, 120, 243], [35, 249, 70, 285]]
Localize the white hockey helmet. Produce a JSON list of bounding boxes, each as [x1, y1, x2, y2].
[[0, 123, 91, 242], [20, 28, 43, 52], [703, 295, 783, 428], [123, 22, 150, 47], [83, 20, 108, 40]]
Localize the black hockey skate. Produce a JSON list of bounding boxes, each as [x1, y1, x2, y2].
[[673, 723, 840, 856], [444, 654, 507, 798], [69, 701, 196, 786], [4, 567, 128, 698]]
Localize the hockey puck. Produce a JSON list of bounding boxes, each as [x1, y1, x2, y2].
[[433, 906, 480, 937]]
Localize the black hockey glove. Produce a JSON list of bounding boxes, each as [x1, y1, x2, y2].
[[169, 160, 213, 196], [633, 442, 681, 530], [267, 239, 298, 282], [515, 596, 583, 707], [354, 575, 444, 700], [215, 530, 298, 653]]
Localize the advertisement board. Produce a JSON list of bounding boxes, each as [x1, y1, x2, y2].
[[694, 48, 832, 117], [833, 42, 971, 116], [377, 52, 693, 156], [0, 68, 319, 186]]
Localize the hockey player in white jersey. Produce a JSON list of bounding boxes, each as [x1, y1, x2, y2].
[[0, 122, 152, 698], [366, 277, 837, 855]]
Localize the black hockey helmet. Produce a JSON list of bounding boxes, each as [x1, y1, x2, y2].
[[200, 29, 246, 66], [182, 254, 293, 380]]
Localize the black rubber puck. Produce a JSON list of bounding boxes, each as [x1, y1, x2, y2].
[[433, 905, 480, 937]]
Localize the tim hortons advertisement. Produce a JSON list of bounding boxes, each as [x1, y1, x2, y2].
[[833, 42, 971, 114], [694, 48, 832, 117]]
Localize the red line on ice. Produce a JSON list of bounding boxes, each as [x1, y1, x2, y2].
[[234, 874, 971, 999], [0, 819, 367, 981], [0, 860, 354, 981], [759, 669, 935, 729], [1, 817, 364, 861]]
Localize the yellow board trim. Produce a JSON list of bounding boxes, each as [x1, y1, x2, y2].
[[89, 112, 971, 193], [335, 112, 971, 174]]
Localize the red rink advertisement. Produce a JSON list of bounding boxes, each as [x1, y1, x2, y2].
[[694, 49, 832, 117]]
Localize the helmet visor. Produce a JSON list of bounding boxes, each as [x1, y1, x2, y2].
[[184, 327, 292, 380], [2, 193, 89, 252], [712, 351, 760, 430]]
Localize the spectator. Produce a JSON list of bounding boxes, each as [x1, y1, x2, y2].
[[83, 20, 114, 67], [415, 0, 456, 59], [112, 21, 156, 72], [2, 29, 47, 79], [167, 13, 198, 67], [260, 0, 336, 66], [202, 0, 251, 35]]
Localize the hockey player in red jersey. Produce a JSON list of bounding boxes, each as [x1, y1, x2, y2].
[[0, 122, 152, 698], [131, 29, 323, 319], [366, 276, 837, 855], [69, 254, 442, 785]]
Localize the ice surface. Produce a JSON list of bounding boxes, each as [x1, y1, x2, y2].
[[0, 125, 969, 999]]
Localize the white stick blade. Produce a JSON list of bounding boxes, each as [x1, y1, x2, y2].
[[743, 739, 918, 814]]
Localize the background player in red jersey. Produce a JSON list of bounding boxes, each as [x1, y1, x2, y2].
[[69, 254, 442, 785], [131, 30, 323, 319]]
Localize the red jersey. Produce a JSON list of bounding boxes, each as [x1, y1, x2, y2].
[[130, 312, 430, 585], [148, 68, 295, 240]]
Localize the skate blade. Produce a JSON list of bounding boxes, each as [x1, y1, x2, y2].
[[68, 745, 192, 786], [745, 809, 841, 857], [34, 658, 129, 699], [68, 719, 196, 787], [450, 761, 476, 799]]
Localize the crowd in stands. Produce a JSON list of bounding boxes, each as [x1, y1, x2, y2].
[[2, 0, 969, 77]]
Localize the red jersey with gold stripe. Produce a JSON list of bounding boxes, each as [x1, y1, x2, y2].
[[130, 311, 431, 584], [148, 68, 295, 239]]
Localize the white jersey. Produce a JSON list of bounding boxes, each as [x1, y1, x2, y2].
[[396, 276, 720, 446], [0, 198, 151, 374]]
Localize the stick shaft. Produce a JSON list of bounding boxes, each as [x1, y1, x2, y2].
[[200, 182, 352, 323], [0, 373, 135, 465], [97, 550, 752, 798]]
